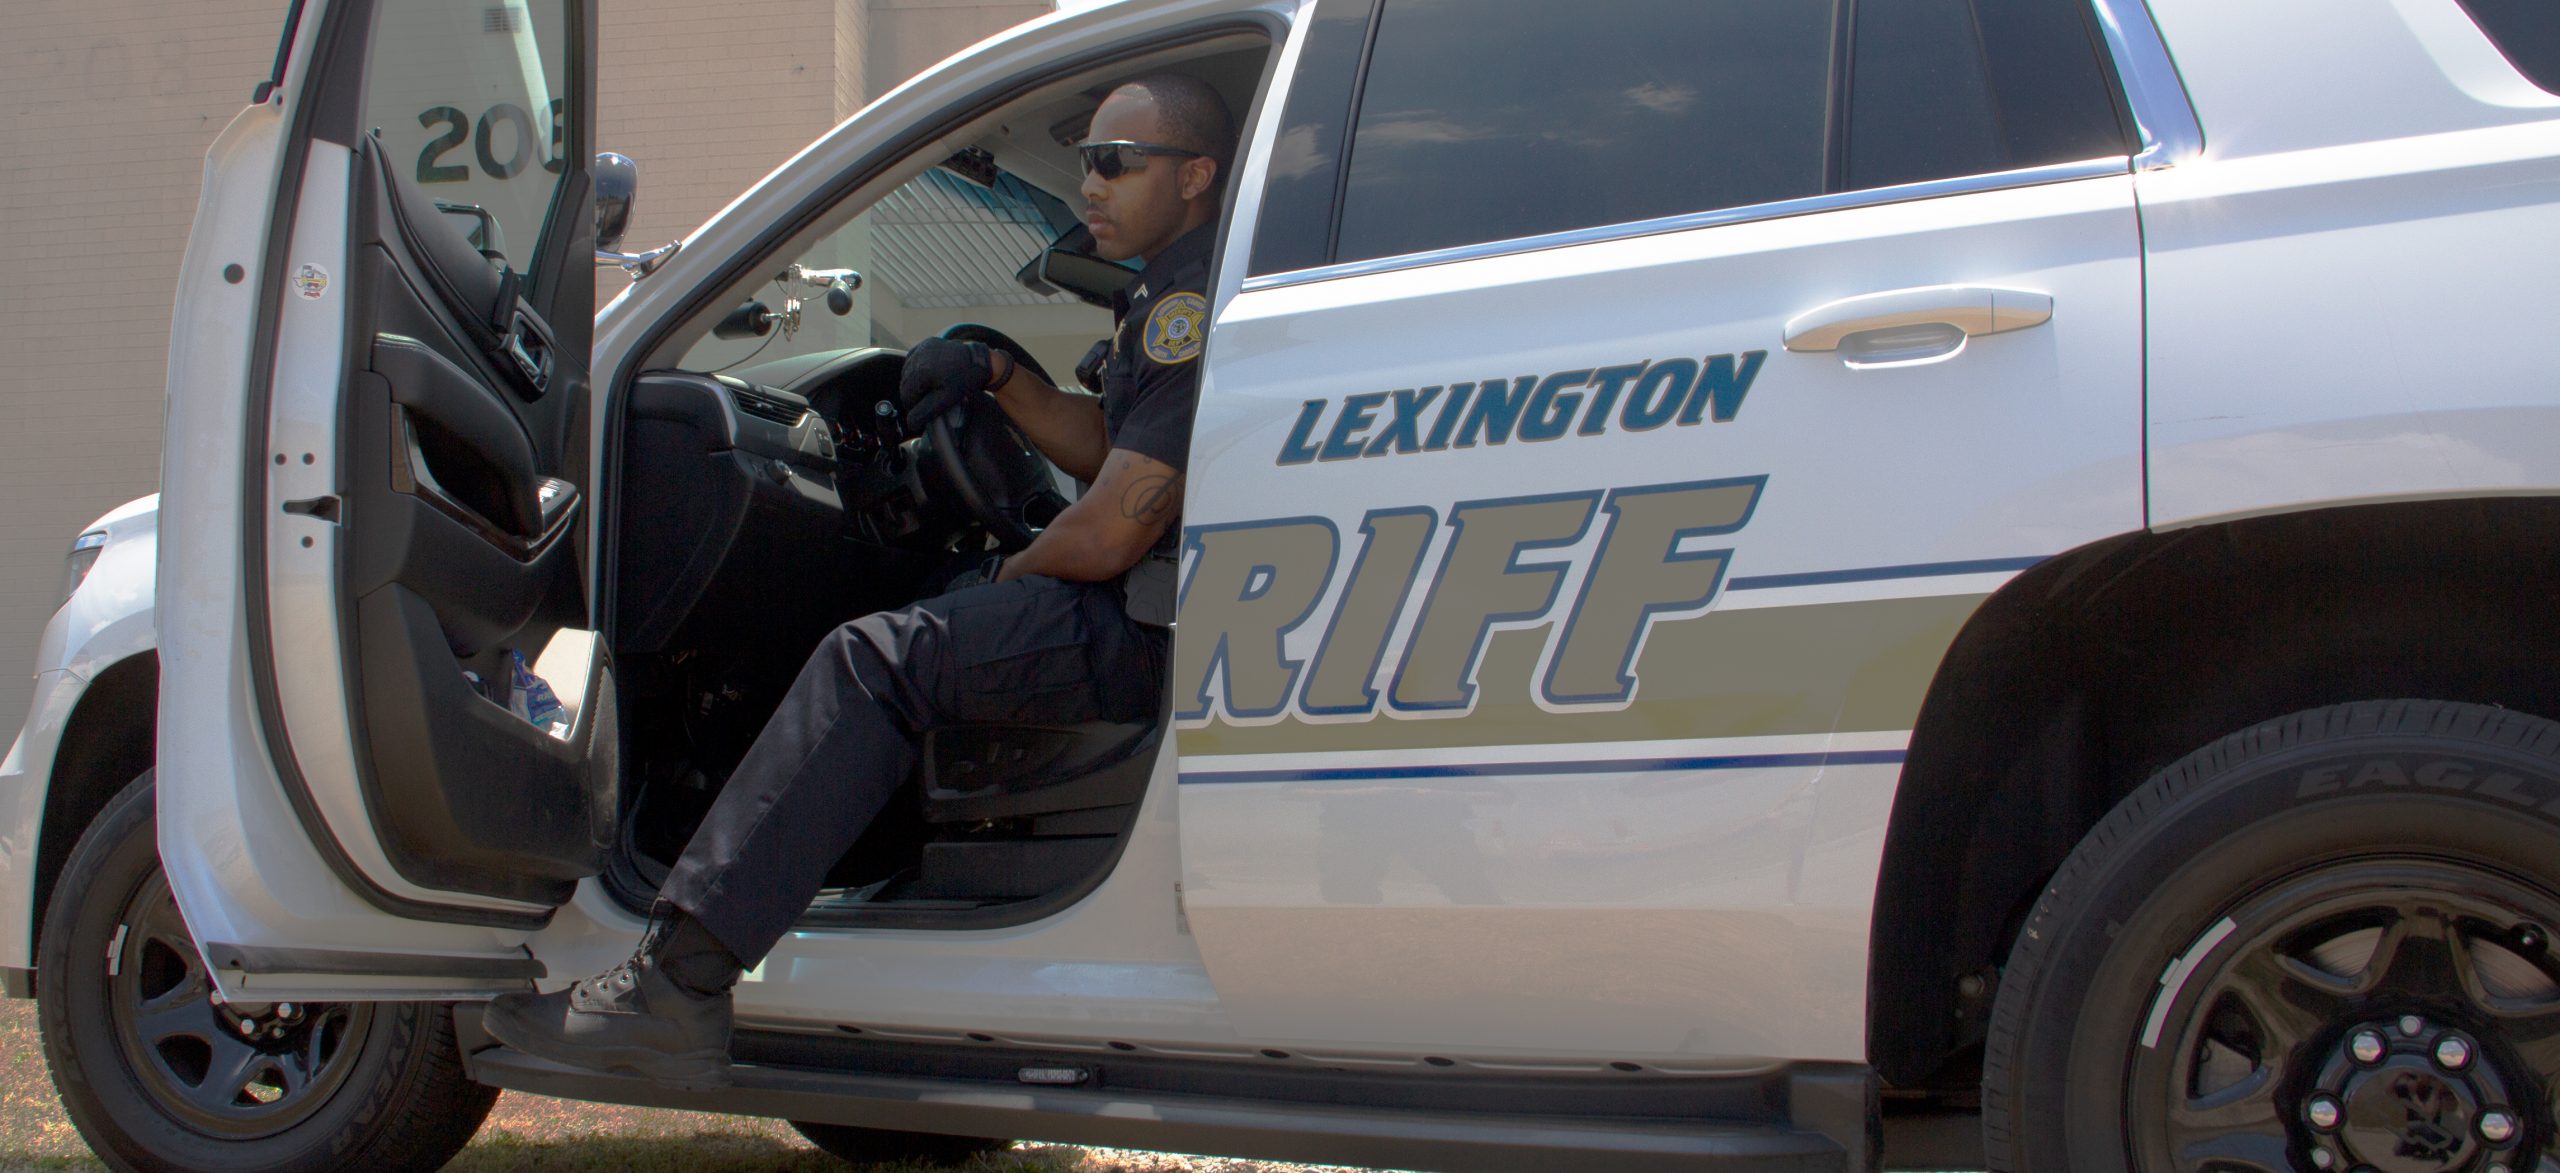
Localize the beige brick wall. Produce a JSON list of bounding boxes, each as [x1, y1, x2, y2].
[[0, 0, 277, 748], [868, 0, 1051, 88], [0, 0, 1047, 748]]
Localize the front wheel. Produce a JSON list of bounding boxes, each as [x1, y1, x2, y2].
[[37, 773, 497, 1172], [1985, 700, 2560, 1172]]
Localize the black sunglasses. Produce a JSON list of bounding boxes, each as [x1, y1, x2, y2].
[[1079, 140, 1206, 180]]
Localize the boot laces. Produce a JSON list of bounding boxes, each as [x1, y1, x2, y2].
[[569, 910, 688, 1010], [572, 955, 650, 1011]]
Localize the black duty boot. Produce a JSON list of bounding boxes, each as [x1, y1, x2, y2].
[[480, 906, 741, 1089]]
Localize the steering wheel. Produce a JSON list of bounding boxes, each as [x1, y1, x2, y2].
[[925, 324, 1068, 552]]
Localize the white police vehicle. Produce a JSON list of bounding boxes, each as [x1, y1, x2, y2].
[[11, 0, 2560, 1169]]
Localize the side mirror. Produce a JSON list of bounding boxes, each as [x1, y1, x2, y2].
[[595, 151, 678, 277], [594, 151, 636, 253]]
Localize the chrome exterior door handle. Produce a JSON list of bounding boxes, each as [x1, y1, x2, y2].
[[1783, 285, 2054, 357]]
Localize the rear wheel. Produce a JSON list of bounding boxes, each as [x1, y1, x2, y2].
[[37, 773, 497, 1172], [1985, 699, 2560, 1172], [790, 1119, 1014, 1166]]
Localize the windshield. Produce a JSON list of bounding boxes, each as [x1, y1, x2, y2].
[[682, 158, 1123, 382]]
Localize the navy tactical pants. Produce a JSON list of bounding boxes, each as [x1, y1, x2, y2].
[[660, 573, 1165, 964]]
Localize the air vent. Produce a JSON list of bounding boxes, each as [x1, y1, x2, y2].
[[484, 6, 524, 33], [729, 388, 808, 427]]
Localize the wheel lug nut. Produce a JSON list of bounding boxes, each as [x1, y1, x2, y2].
[[2434, 1035, 2472, 1070], [2311, 1148, 2335, 1170], [236, 1017, 257, 1036], [2398, 1014, 2425, 1036], [2480, 1109, 2517, 1144], [2350, 1029, 2386, 1064], [2308, 1094, 2342, 1131], [278, 1002, 297, 1017]]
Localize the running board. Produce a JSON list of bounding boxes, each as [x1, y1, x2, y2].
[[204, 942, 544, 980], [460, 1027, 1863, 1171]]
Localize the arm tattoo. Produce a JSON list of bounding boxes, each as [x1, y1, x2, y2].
[[1119, 473, 1177, 522]]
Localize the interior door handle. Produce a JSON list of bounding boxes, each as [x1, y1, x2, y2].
[[373, 333, 542, 533], [389, 408, 580, 563], [1782, 285, 2053, 354]]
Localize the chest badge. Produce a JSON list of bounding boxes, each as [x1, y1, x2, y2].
[[1143, 291, 1208, 365]]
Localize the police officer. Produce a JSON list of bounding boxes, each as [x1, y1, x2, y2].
[[481, 74, 1236, 1088]]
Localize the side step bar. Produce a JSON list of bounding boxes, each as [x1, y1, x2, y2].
[[460, 1027, 1859, 1172]]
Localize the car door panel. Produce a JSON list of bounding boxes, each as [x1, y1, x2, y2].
[[1178, 174, 2144, 1061], [321, 99, 605, 908], [158, 0, 606, 994], [1172, 0, 2150, 1065], [1176, 0, 2142, 1059]]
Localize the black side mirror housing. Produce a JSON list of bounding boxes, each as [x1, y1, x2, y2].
[[595, 151, 637, 253]]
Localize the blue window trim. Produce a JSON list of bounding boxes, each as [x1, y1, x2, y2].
[[1725, 555, 2049, 592], [1180, 748, 1910, 785]]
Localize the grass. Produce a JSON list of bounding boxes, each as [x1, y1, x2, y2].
[[0, 1001, 1380, 1172]]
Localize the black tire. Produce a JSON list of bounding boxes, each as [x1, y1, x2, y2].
[[789, 1120, 1013, 1167], [1984, 699, 2560, 1171], [37, 772, 498, 1172]]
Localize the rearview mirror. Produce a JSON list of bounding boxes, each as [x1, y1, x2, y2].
[[1018, 225, 1135, 308], [1041, 249, 1139, 306]]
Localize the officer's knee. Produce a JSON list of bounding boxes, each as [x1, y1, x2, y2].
[[824, 612, 914, 684]]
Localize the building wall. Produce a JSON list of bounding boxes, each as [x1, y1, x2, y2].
[[0, 0, 1049, 747]]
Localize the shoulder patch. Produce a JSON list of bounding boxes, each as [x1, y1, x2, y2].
[[1142, 291, 1208, 365]]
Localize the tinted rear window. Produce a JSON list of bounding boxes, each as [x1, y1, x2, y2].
[[1847, 0, 2128, 190], [1263, 0, 2131, 274], [2456, 0, 2560, 93], [1331, 0, 1837, 266], [1249, 0, 1376, 276]]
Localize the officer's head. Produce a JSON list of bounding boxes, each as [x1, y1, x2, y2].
[[1080, 74, 1234, 263]]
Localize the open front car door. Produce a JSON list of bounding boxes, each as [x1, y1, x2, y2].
[[157, 0, 606, 1001]]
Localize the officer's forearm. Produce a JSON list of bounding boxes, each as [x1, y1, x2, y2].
[[990, 366, 1111, 481], [998, 513, 1146, 584]]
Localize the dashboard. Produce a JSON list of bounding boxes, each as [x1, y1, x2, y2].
[[612, 349, 948, 655]]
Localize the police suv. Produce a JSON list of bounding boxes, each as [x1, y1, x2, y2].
[[10, 0, 2560, 1169]]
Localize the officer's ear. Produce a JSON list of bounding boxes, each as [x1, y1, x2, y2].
[[1178, 155, 1220, 202]]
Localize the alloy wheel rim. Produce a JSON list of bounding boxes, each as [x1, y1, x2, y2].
[[2127, 858, 2560, 1173], [104, 869, 374, 1139]]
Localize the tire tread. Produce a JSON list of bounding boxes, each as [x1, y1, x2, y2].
[[36, 774, 498, 1173], [1981, 698, 2560, 1169]]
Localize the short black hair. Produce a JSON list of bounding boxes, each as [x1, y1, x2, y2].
[[1115, 74, 1236, 164]]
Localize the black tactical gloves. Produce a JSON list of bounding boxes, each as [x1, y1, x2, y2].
[[897, 336, 1008, 429]]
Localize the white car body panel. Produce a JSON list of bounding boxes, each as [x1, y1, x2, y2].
[[259, 143, 549, 919], [0, 494, 160, 972], [252, 142, 558, 922], [0, 671, 80, 973], [2143, 0, 2560, 527], [153, 24, 553, 994]]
